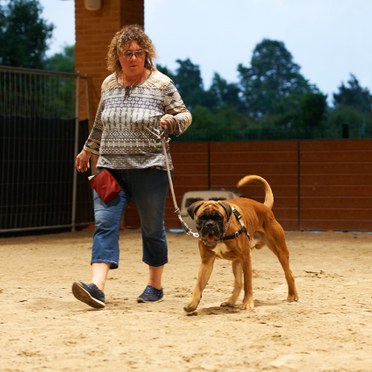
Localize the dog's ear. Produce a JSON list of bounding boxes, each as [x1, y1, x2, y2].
[[218, 201, 233, 219], [187, 201, 204, 220]]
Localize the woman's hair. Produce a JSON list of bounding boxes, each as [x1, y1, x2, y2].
[[106, 24, 156, 74]]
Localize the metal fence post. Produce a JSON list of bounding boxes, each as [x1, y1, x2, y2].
[[71, 73, 81, 232]]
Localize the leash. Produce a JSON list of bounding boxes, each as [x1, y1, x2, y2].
[[146, 127, 199, 238], [146, 126, 248, 241], [146, 127, 249, 242]]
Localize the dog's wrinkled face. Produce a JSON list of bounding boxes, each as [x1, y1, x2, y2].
[[188, 201, 232, 245]]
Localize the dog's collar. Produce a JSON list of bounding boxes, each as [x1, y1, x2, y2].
[[221, 208, 250, 241]]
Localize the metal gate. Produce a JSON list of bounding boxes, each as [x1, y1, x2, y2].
[[0, 66, 94, 234]]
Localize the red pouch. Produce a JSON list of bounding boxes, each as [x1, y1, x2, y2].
[[88, 169, 121, 204]]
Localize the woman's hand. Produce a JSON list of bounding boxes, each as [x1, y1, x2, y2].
[[75, 149, 91, 173], [160, 114, 177, 134]]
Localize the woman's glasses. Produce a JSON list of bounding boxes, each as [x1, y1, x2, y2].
[[122, 50, 145, 59]]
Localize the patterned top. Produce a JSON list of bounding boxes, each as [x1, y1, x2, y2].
[[84, 70, 192, 170]]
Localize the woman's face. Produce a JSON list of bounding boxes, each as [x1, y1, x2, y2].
[[118, 41, 146, 77]]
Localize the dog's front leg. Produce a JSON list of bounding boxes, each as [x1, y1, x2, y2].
[[221, 259, 242, 308], [184, 253, 215, 313]]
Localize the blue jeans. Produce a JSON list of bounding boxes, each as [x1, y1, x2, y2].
[[91, 168, 169, 269]]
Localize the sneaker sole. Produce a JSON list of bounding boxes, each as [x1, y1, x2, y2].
[[72, 282, 105, 309], [137, 297, 164, 304]]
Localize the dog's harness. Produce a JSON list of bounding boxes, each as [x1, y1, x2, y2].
[[221, 208, 250, 241]]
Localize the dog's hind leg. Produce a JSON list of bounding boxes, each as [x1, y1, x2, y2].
[[265, 222, 299, 302], [221, 259, 242, 308], [240, 249, 255, 310]]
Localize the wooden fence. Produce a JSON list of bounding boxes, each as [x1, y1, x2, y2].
[[125, 139, 372, 232]]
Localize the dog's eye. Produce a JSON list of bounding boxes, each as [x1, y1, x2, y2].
[[199, 213, 223, 221]]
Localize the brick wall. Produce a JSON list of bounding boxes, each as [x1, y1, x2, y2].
[[75, 0, 144, 121]]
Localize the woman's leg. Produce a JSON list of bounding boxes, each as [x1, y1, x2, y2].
[[91, 189, 129, 282], [128, 169, 169, 290], [91, 262, 111, 292], [148, 265, 164, 290], [72, 188, 129, 308], [91, 172, 130, 290]]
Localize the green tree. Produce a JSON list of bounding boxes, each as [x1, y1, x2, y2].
[[208, 73, 242, 110], [45, 45, 75, 72], [333, 74, 370, 111], [172, 58, 207, 109], [43, 45, 76, 118], [238, 39, 315, 119], [331, 75, 371, 138], [300, 92, 328, 130], [327, 105, 367, 138], [0, 0, 54, 68]]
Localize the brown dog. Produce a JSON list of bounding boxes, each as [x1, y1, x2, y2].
[[184, 175, 298, 313]]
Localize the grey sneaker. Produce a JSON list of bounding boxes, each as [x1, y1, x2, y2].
[[72, 281, 105, 308], [137, 285, 164, 303]]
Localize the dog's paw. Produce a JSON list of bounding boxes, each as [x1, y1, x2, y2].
[[240, 299, 255, 310], [287, 293, 299, 302], [184, 303, 198, 313], [220, 301, 236, 308]]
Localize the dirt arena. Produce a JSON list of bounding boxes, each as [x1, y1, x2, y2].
[[0, 228, 371, 371]]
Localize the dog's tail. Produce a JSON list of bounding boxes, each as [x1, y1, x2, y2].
[[236, 175, 274, 210]]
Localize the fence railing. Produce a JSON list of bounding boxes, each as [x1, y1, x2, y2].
[[0, 65, 94, 234]]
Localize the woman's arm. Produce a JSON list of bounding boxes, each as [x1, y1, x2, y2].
[[161, 83, 192, 136]]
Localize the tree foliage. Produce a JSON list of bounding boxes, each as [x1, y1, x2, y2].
[[330, 74, 372, 138], [0, 0, 53, 68], [238, 39, 315, 118], [172, 58, 206, 109], [45, 45, 75, 72], [208, 73, 242, 110], [300, 92, 328, 129], [333, 74, 370, 111], [159, 47, 371, 141]]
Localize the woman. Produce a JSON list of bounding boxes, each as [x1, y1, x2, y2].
[[72, 24, 192, 308]]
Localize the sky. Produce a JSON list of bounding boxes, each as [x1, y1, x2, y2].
[[39, 0, 372, 100]]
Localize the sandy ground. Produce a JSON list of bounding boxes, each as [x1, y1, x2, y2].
[[0, 228, 371, 372]]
